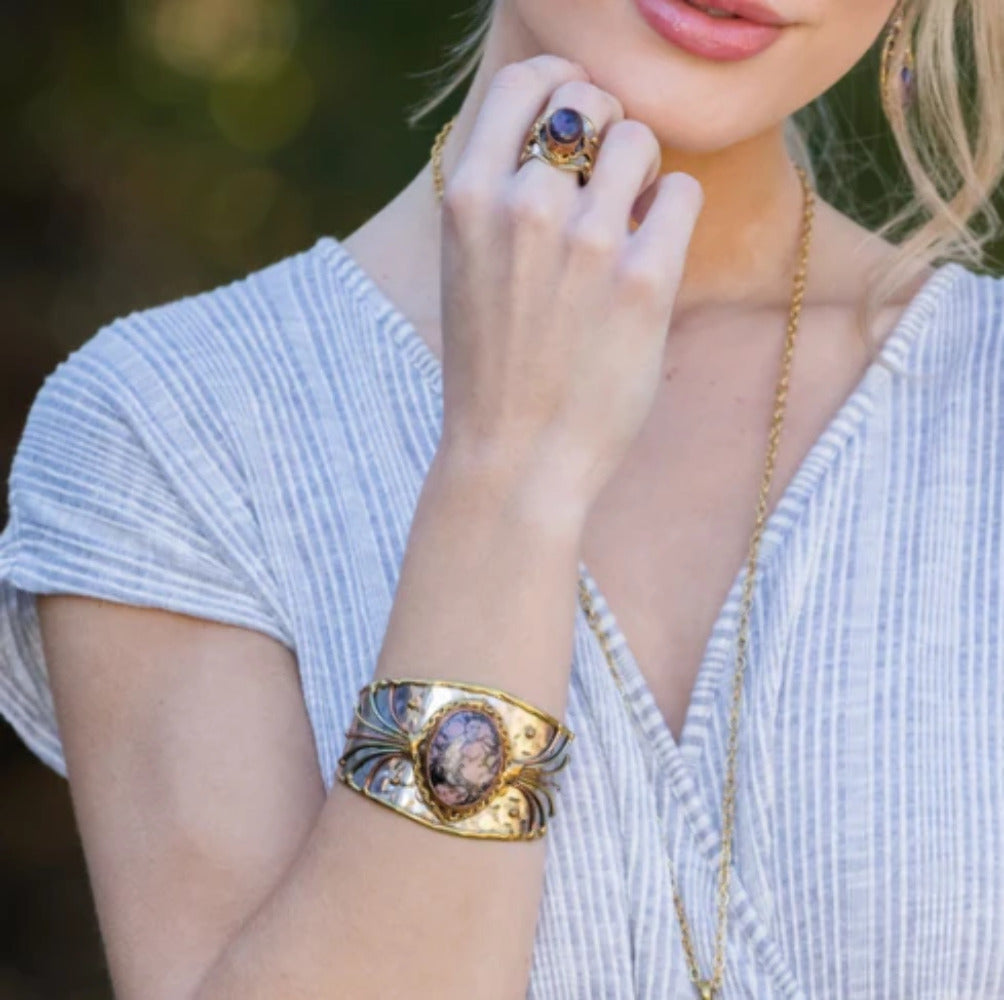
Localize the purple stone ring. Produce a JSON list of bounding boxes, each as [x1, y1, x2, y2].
[[518, 105, 601, 186], [545, 107, 586, 149]]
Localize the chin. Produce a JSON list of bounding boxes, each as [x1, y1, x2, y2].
[[503, 0, 887, 155], [590, 66, 790, 153]]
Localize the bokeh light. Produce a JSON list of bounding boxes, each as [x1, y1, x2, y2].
[[137, 0, 299, 81]]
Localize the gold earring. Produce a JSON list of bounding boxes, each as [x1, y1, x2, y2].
[[879, 0, 916, 117]]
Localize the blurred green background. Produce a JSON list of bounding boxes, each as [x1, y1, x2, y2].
[[0, 1, 1001, 996]]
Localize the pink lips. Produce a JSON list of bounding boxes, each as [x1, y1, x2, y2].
[[633, 0, 789, 61]]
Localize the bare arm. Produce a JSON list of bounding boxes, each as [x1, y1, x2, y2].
[[40, 449, 583, 1000], [40, 52, 701, 1000]]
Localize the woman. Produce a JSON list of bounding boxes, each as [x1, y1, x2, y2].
[[1, 0, 1002, 995]]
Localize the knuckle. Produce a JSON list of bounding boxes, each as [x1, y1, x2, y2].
[[615, 257, 663, 300], [663, 171, 705, 213], [609, 119, 660, 158], [523, 54, 588, 83], [492, 61, 539, 93], [550, 81, 623, 122], [504, 182, 554, 229], [442, 173, 491, 219], [492, 56, 585, 94], [549, 80, 586, 106], [565, 215, 617, 258]]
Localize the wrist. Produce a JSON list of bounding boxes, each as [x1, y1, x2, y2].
[[429, 434, 591, 542]]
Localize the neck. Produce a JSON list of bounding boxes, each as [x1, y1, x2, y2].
[[437, 4, 812, 323]]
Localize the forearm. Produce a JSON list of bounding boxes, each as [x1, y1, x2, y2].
[[193, 444, 586, 1000]]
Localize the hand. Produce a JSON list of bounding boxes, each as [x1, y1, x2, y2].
[[436, 54, 704, 518]]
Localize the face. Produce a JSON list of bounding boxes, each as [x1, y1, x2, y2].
[[501, 0, 899, 152]]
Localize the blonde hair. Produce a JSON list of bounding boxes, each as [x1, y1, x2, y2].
[[406, 0, 1004, 358]]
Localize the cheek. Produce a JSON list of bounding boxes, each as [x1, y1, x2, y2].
[[504, 0, 895, 153]]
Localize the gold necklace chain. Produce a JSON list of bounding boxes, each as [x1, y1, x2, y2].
[[431, 115, 815, 1000]]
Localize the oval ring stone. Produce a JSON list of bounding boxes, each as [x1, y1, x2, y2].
[[546, 107, 585, 147], [425, 707, 504, 809]]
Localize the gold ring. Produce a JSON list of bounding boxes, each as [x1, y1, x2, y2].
[[518, 107, 600, 186]]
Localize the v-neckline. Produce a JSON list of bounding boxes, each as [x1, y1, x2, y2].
[[316, 234, 965, 775], [575, 259, 964, 776]]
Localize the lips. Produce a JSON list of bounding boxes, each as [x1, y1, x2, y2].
[[633, 0, 790, 61], [682, 0, 791, 27]]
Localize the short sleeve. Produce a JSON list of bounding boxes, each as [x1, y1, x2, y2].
[[0, 323, 293, 777]]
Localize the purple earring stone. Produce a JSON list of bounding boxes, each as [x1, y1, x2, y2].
[[546, 107, 585, 147], [900, 63, 916, 108]]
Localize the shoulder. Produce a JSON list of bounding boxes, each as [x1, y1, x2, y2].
[[930, 263, 1004, 344], [5, 252, 328, 652], [63, 239, 348, 397], [11, 236, 411, 567], [63, 236, 384, 380], [910, 263, 1004, 386], [27, 238, 384, 455], [909, 265, 1004, 486], [10, 244, 344, 549]]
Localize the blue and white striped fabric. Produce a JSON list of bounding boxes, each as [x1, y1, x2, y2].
[[1, 237, 1002, 998]]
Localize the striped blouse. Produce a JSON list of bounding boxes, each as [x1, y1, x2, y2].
[[1, 237, 1002, 998]]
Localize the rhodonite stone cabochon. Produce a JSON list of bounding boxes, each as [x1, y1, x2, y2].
[[424, 707, 505, 809]]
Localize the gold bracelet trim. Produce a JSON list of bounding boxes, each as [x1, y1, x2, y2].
[[335, 678, 574, 841]]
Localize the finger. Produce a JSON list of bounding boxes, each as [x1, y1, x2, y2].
[[453, 56, 589, 188], [578, 119, 662, 231], [514, 80, 625, 190], [623, 172, 704, 307]]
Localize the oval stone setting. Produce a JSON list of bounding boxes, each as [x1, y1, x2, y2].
[[424, 707, 504, 810], [546, 107, 584, 147]]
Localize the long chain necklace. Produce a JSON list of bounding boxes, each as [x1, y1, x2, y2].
[[431, 115, 815, 999]]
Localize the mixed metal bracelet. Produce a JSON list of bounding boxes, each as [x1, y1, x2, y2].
[[335, 678, 574, 841]]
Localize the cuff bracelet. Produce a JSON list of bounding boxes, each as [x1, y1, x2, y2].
[[335, 678, 574, 841]]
